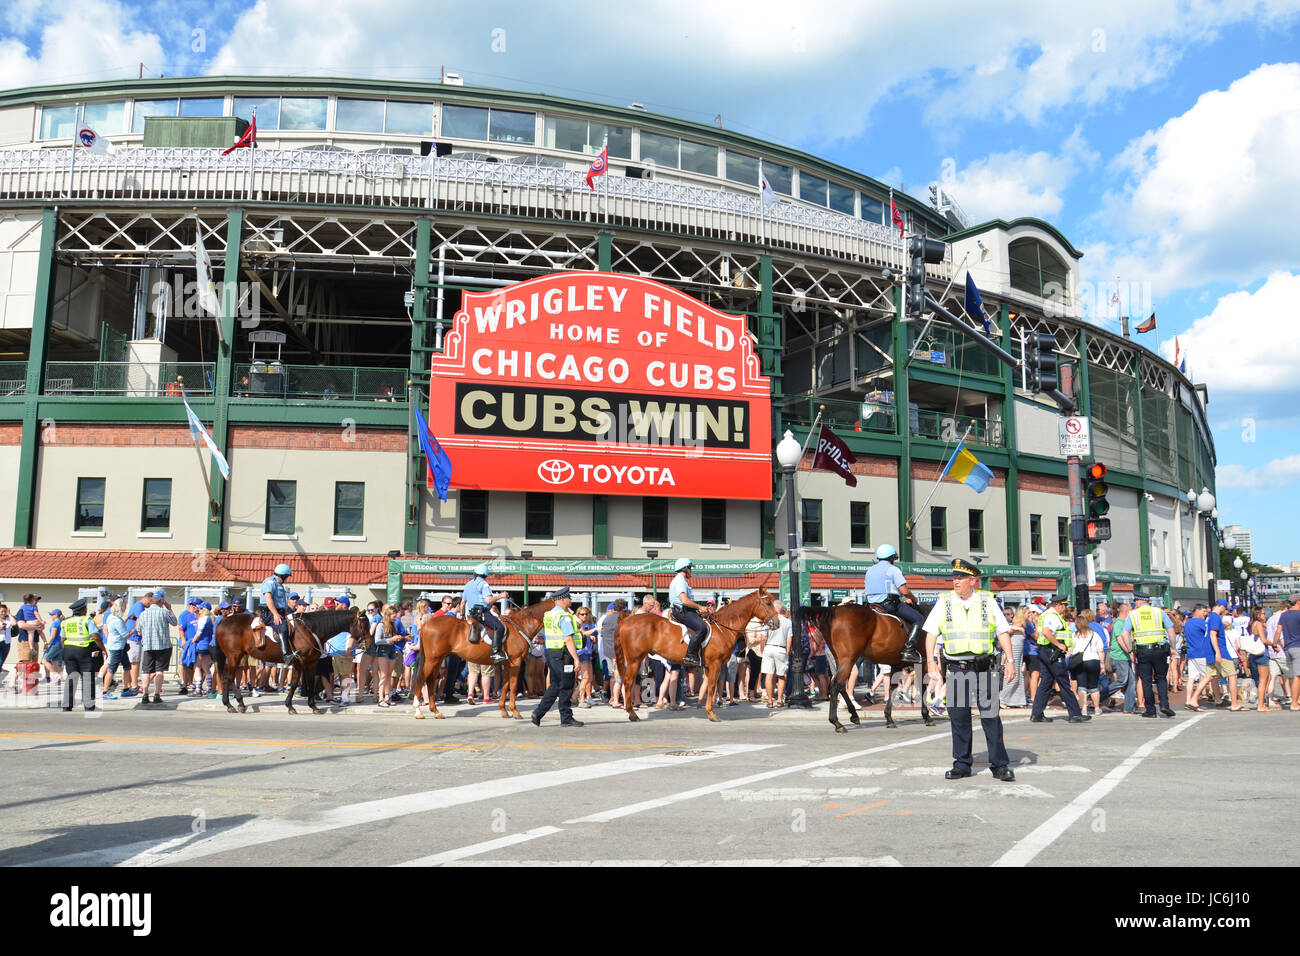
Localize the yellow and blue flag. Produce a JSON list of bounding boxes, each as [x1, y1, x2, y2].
[[939, 438, 993, 493]]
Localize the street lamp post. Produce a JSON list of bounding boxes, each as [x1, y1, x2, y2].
[[776, 430, 811, 708]]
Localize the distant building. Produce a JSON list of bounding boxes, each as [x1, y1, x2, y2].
[[1222, 525, 1253, 559]]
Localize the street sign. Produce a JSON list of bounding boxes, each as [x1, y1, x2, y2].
[[1216, 580, 1231, 594], [1059, 415, 1091, 456]]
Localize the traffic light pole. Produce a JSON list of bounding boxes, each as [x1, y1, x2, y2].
[[1060, 363, 1090, 612]]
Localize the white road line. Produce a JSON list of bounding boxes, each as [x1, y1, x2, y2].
[[451, 856, 903, 867], [31, 743, 775, 868], [719, 787, 882, 801], [564, 729, 955, 824], [993, 713, 1210, 867], [808, 766, 896, 777], [394, 826, 563, 867]]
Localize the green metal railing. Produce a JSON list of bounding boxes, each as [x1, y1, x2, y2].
[[913, 409, 1002, 447], [909, 324, 1004, 377], [785, 397, 895, 435], [43, 362, 215, 397], [0, 361, 27, 396], [233, 364, 407, 402]]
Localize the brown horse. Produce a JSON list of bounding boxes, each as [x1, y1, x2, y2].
[[615, 587, 778, 723], [800, 603, 934, 733], [213, 608, 364, 715], [410, 598, 554, 719]]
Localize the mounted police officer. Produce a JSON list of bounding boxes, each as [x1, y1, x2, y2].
[[259, 563, 297, 665], [1125, 594, 1176, 718], [1029, 593, 1087, 723], [923, 559, 1016, 781], [669, 558, 710, 667], [864, 544, 925, 663], [532, 587, 583, 727], [462, 564, 509, 663], [60, 597, 106, 712]]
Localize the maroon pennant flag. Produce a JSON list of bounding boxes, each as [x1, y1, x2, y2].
[[812, 424, 857, 487]]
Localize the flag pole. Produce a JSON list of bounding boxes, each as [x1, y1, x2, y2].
[[67, 103, 82, 198], [247, 106, 256, 201], [773, 409, 823, 520], [906, 423, 973, 535], [182, 388, 219, 517], [906, 250, 971, 371], [759, 158, 767, 246]]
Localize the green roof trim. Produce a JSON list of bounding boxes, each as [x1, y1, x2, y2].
[[944, 217, 1084, 259], [0, 74, 946, 228]]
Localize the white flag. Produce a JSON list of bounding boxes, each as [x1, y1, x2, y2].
[[759, 167, 779, 206], [183, 395, 231, 481], [194, 227, 222, 318], [77, 125, 110, 154]]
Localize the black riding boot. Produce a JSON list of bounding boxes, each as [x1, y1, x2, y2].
[[279, 634, 298, 666], [490, 629, 507, 663], [683, 630, 705, 668], [900, 623, 924, 664]]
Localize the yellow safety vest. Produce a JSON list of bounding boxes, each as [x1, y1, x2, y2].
[[61, 615, 94, 648], [1037, 611, 1068, 647], [1130, 605, 1167, 645], [542, 606, 581, 652], [936, 590, 997, 657]]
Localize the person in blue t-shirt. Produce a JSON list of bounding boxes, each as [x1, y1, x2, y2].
[[1182, 605, 1215, 709], [13, 594, 45, 673], [41, 608, 65, 682]]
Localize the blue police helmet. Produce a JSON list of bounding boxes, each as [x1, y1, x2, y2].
[[876, 544, 899, 561], [674, 558, 693, 572], [274, 564, 292, 577], [474, 563, 489, 577]]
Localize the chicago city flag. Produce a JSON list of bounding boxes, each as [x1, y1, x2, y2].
[[812, 424, 857, 487]]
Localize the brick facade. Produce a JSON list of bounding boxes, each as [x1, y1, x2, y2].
[[1017, 472, 1070, 495], [28, 423, 404, 451]]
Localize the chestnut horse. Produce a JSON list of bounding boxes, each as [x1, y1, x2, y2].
[[213, 608, 364, 715], [410, 598, 554, 719], [615, 587, 778, 723], [799, 603, 934, 733]]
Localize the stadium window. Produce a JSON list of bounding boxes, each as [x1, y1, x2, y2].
[[861, 194, 884, 224], [679, 138, 718, 175], [39, 105, 78, 140], [589, 121, 631, 158], [643, 497, 669, 544], [178, 97, 225, 117], [725, 150, 759, 186], [701, 500, 727, 545], [488, 108, 535, 144], [525, 492, 554, 540], [459, 490, 489, 539], [799, 171, 828, 206], [1029, 514, 1043, 555], [141, 478, 171, 533], [802, 498, 823, 547], [1008, 237, 1069, 300], [763, 160, 793, 194], [335, 98, 385, 133], [969, 509, 984, 553], [544, 116, 588, 152], [1058, 516, 1069, 556], [333, 481, 365, 537], [639, 130, 679, 168], [829, 182, 855, 215], [930, 506, 947, 551], [82, 101, 126, 135], [232, 96, 279, 129], [131, 98, 178, 134], [851, 502, 870, 549], [265, 480, 297, 535], [384, 100, 433, 135], [75, 477, 105, 532], [280, 97, 326, 131], [440, 104, 488, 140]]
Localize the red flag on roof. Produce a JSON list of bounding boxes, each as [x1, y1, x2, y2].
[[1136, 311, 1156, 333], [586, 145, 608, 189], [222, 115, 257, 156], [812, 424, 857, 487], [890, 191, 905, 238]]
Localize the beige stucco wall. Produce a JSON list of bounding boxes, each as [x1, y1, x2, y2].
[[910, 476, 1009, 565], [1018, 489, 1071, 570], [794, 472, 896, 560]]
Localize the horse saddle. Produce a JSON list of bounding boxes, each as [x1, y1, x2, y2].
[[870, 601, 903, 623], [669, 611, 711, 649], [466, 612, 484, 644]]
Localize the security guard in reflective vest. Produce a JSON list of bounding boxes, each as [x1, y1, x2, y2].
[[60, 597, 106, 712], [1125, 594, 1176, 718], [923, 559, 1016, 781], [1029, 593, 1087, 723], [531, 587, 584, 728]]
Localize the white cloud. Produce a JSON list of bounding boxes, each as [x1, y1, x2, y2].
[[942, 127, 1098, 223], [0, 0, 166, 87], [1086, 62, 1300, 295], [1217, 454, 1300, 489]]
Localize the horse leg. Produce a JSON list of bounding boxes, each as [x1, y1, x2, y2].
[[232, 652, 248, 713], [284, 663, 298, 715], [838, 650, 860, 726], [624, 654, 641, 723], [427, 656, 446, 719], [885, 672, 897, 728], [308, 656, 324, 715], [704, 658, 722, 722], [919, 660, 934, 727], [828, 669, 845, 733], [219, 645, 237, 714]]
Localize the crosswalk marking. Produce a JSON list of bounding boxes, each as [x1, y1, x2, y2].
[[449, 856, 903, 867]]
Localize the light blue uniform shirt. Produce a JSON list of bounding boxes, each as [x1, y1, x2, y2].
[[260, 575, 288, 610], [668, 572, 692, 607], [462, 576, 492, 609], [864, 561, 907, 603]]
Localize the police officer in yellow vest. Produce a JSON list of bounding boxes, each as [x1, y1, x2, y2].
[[923, 559, 1016, 781], [531, 587, 584, 728], [60, 597, 107, 712], [1122, 594, 1176, 718], [1029, 593, 1088, 723]]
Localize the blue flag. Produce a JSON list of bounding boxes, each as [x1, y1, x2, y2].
[[964, 273, 990, 333], [412, 403, 452, 502]]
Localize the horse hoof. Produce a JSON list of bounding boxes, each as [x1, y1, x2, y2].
[[513, 713, 523, 720], [226, 706, 237, 714], [850, 716, 861, 726], [501, 711, 513, 719], [708, 713, 721, 723], [312, 707, 323, 715], [886, 721, 897, 729], [628, 711, 639, 722], [834, 725, 848, 734], [434, 712, 446, 720], [925, 719, 936, 727], [286, 707, 298, 715], [237, 705, 247, 714], [413, 711, 426, 719]]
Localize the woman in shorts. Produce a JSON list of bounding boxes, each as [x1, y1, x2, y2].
[[370, 605, 399, 707]]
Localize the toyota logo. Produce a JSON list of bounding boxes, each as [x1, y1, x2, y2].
[[537, 459, 574, 485]]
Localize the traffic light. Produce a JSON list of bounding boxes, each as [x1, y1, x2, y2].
[[904, 236, 946, 318], [1083, 461, 1111, 542], [1026, 331, 1059, 392]]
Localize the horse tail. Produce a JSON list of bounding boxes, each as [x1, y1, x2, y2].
[[614, 613, 628, 677]]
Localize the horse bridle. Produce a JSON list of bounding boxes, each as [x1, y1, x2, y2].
[[705, 598, 778, 642]]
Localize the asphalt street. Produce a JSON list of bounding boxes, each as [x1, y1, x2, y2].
[[1, 690, 1296, 868]]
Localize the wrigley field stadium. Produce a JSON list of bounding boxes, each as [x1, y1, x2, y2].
[[0, 76, 1219, 611]]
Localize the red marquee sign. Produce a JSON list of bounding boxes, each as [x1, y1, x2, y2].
[[428, 272, 773, 499]]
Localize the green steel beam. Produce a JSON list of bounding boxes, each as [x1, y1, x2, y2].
[[13, 207, 59, 547], [1075, 326, 1092, 419], [1000, 305, 1021, 564], [1133, 364, 1150, 575], [592, 495, 609, 557], [597, 231, 612, 271], [906, 366, 1005, 392], [206, 210, 242, 549], [406, 217, 433, 554], [758, 254, 780, 560], [893, 286, 913, 561]]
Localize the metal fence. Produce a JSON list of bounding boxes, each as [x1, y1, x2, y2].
[[0, 361, 27, 396], [913, 409, 1002, 447], [786, 396, 896, 435], [44, 361, 215, 397], [233, 364, 407, 402], [0, 147, 952, 277]]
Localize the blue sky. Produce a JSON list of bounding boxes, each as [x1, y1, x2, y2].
[[3, 0, 1298, 565]]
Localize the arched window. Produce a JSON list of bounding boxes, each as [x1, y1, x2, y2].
[[1008, 237, 1069, 301]]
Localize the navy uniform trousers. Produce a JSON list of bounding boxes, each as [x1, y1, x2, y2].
[[946, 659, 1010, 773], [534, 649, 575, 723], [1030, 648, 1083, 719], [1135, 643, 1172, 715]]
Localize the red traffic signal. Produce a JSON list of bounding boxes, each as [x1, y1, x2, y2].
[[1086, 462, 1107, 481]]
